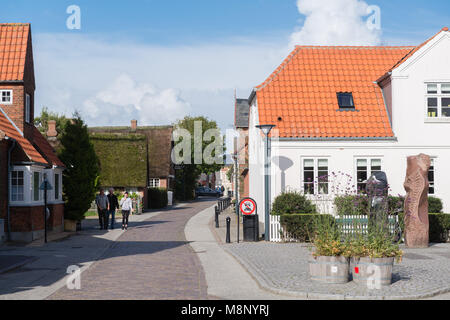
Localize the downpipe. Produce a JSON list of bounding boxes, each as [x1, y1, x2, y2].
[[6, 137, 16, 242]]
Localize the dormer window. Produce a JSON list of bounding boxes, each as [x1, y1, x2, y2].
[[426, 83, 450, 118], [337, 92, 355, 110], [0, 90, 12, 104]]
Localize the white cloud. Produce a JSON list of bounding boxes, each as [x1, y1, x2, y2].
[[32, 0, 387, 129], [81, 74, 190, 126], [33, 33, 286, 128], [289, 0, 382, 47]]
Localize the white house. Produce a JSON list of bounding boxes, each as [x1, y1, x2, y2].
[[248, 27, 450, 229]]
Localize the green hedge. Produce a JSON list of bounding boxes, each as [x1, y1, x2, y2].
[[148, 187, 168, 209], [271, 191, 317, 215], [398, 212, 450, 243], [334, 195, 443, 216], [280, 214, 333, 242]]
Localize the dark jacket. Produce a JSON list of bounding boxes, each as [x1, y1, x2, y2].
[[107, 194, 119, 211]]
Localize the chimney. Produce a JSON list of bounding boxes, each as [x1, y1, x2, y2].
[[131, 120, 137, 131], [47, 120, 57, 138]]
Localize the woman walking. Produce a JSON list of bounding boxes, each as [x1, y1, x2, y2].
[[120, 192, 133, 230]]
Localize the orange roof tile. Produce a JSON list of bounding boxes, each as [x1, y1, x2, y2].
[[0, 23, 30, 82], [255, 45, 414, 138], [32, 127, 65, 167], [0, 107, 47, 164]]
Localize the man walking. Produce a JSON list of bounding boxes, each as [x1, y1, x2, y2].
[[107, 188, 119, 229], [95, 189, 110, 230]]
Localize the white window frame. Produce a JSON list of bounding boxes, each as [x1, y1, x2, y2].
[[0, 90, 13, 105], [428, 158, 436, 195], [425, 82, 450, 121], [10, 170, 25, 202], [32, 170, 43, 202], [354, 157, 383, 193], [25, 93, 31, 123], [301, 157, 330, 195], [149, 178, 160, 188]]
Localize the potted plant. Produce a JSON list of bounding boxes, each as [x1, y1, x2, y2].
[[309, 215, 351, 284], [350, 227, 403, 288], [64, 210, 79, 232]]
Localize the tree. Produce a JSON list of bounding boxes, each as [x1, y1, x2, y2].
[[173, 116, 225, 200], [34, 107, 69, 137], [58, 113, 100, 221]]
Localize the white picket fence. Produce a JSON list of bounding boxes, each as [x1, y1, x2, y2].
[[269, 214, 399, 242]]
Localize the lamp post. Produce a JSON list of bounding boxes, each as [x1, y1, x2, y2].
[[256, 124, 275, 241], [232, 138, 240, 243]]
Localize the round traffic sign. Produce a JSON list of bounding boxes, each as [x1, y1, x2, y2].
[[239, 198, 257, 216]]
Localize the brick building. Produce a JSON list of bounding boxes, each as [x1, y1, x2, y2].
[[0, 24, 65, 242], [234, 98, 250, 198], [86, 121, 175, 209]]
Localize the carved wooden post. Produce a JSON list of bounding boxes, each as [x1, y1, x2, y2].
[[403, 154, 430, 248]]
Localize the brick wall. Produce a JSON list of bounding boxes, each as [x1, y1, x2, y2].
[[10, 203, 64, 233]]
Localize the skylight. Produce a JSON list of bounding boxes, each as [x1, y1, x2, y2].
[[337, 93, 355, 109]]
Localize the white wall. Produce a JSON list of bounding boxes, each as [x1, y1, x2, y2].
[[248, 30, 450, 226]]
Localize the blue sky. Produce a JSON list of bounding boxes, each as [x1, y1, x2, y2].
[[1, 0, 450, 130]]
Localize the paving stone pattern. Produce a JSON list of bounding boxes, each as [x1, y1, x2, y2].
[[225, 242, 450, 299], [48, 200, 216, 300]]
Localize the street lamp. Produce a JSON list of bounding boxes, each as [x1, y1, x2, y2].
[[256, 124, 275, 241]]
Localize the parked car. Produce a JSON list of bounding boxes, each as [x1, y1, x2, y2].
[[195, 186, 221, 198]]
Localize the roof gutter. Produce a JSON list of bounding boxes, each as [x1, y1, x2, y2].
[[277, 137, 398, 142], [376, 71, 392, 84]]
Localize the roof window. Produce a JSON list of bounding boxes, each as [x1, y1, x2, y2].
[[337, 92, 355, 109]]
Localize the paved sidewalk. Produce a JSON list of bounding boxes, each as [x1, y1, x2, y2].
[[185, 205, 298, 300], [0, 205, 182, 300], [224, 242, 450, 300], [48, 200, 216, 300]]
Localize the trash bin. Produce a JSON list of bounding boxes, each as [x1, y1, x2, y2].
[[168, 191, 173, 206], [243, 214, 259, 242]]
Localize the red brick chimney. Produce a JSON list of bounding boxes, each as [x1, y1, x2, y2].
[[47, 120, 57, 137], [131, 120, 137, 131]]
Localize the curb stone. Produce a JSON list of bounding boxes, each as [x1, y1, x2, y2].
[[222, 246, 450, 300]]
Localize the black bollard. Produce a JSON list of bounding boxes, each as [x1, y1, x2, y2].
[[215, 206, 219, 228], [226, 217, 231, 243]]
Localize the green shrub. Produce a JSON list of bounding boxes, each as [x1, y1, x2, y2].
[[334, 195, 369, 216], [429, 196, 443, 213], [398, 212, 450, 243], [334, 195, 440, 216], [271, 192, 317, 215], [280, 214, 333, 242], [148, 187, 168, 209], [429, 213, 450, 243]]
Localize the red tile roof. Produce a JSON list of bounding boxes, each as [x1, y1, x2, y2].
[[32, 126, 65, 167], [0, 108, 47, 164], [254, 28, 448, 139], [0, 23, 30, 82]]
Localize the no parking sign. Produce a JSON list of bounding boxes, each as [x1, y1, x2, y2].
[[239, 198, 257, 216]]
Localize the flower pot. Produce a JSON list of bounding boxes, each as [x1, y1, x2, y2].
[[351, 257, 394, 287], [309, 256, 350, 284], [64, 219, 77, 232]]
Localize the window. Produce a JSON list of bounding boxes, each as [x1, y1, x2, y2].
[[337, 92, 355, 109], [0, 90, 12, 104], [303, 158, 329, 195], [11, 171, 24, 201], [356, 158, 382, 193], [426, 83, 450, 118], [33, 172, 41, 201], [428, 159, 435, 195], [25, 94, 31, 123], [55, 173, 60, 200], [149, 178, 160, 188]]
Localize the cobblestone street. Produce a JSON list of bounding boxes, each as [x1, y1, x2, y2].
[[47, 200, 216, 300], [224, 242, 450, 299]]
